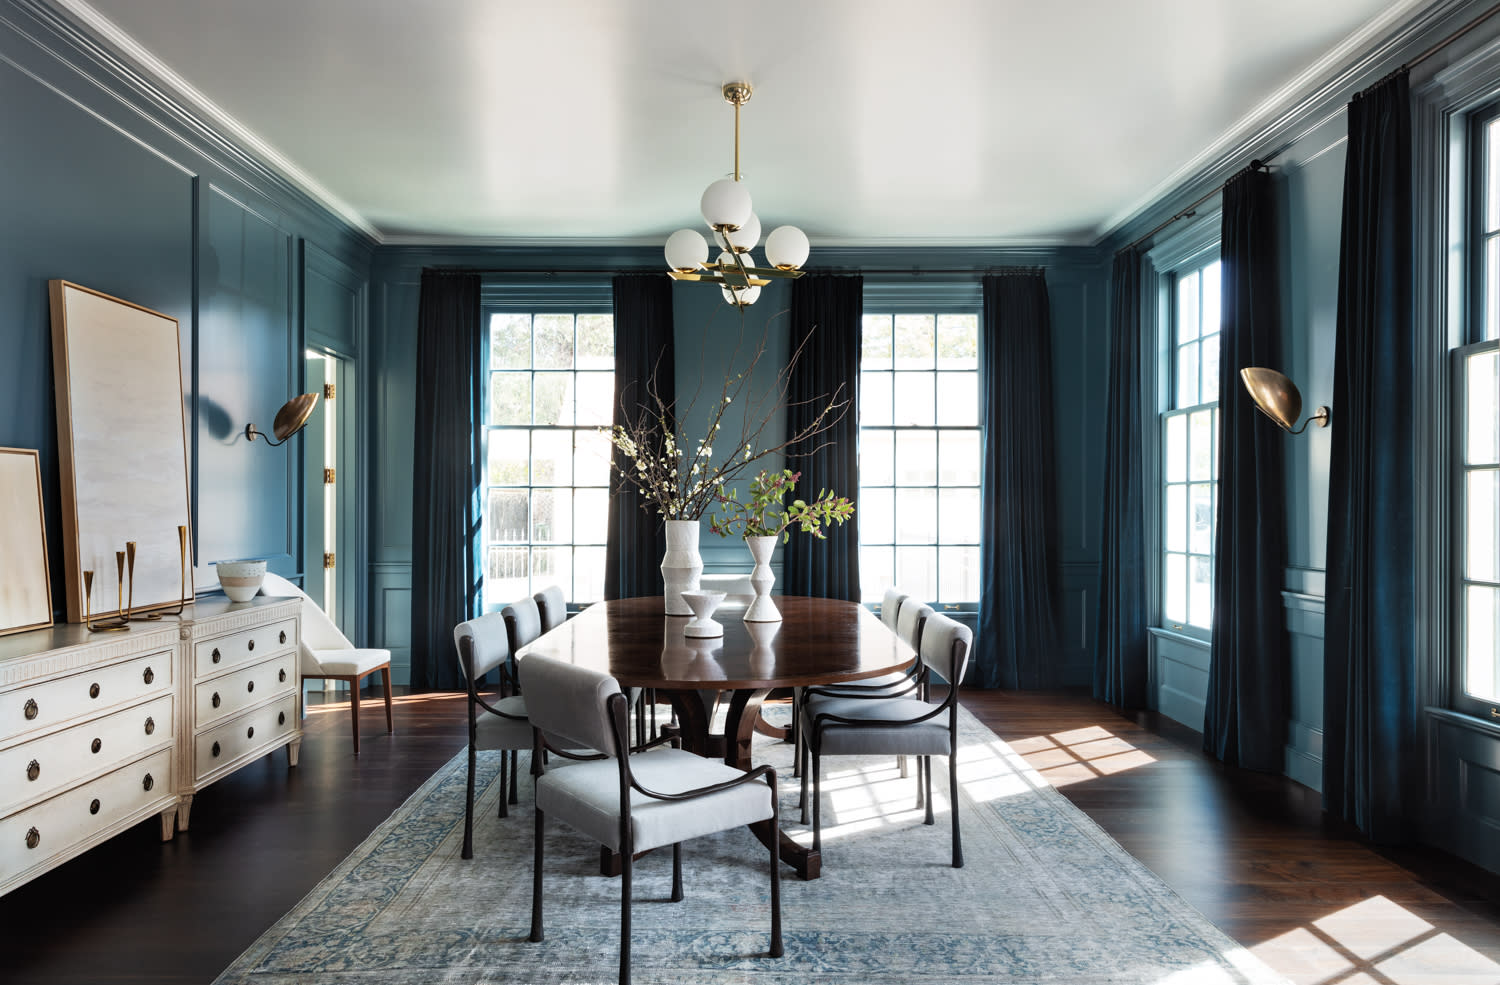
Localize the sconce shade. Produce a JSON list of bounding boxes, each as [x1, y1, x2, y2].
[[245, 392, 320, 446], [1239, 367, 1330, 434]]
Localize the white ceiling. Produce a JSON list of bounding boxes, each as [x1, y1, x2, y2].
[[61, 0, 1427, 247]]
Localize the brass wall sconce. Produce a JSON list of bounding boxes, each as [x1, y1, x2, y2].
[[1239, 368, 1331, 434], [245, 393, 319, 447]]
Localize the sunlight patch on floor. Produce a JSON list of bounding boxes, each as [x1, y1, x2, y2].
[[1150, 945, 1284, 984], [1249, 895, 1500, 984], [1009, 726, 1157, 788]]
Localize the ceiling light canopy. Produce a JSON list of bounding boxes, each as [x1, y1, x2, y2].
[[665, 82, 808, 307]]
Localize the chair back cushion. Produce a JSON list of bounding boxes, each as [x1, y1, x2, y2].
[[896, 600, 933, 651], [518, 654, 622, 755], [534, 585, 566, 632], [919, 612, 973, 686], [260, 572, 352, 673], [502, 597, 544, 653], [880, 587, 907, 631], [453, 612, 511, 681]]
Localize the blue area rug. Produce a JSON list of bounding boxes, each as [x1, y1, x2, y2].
[[214, 706, 1288, 984]]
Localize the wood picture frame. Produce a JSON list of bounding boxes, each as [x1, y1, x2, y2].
[[49, 281, 194, 623], [0, 447, 53, 637]]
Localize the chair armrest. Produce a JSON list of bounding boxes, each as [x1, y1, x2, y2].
[[472, 692, 527, 721], [812, 701, 949, 733], [801, 677, 921, 704], [629, 763, 776, 803]]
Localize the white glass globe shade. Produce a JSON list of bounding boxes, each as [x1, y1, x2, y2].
[[721, 283, 761, 306], [715, 212, 761, 253], [765, 225, 811, 270], [664, 228, 709, 272], [700, 178, 753, 231]]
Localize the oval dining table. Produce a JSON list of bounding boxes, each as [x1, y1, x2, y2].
[[515, 594, 916, 880]]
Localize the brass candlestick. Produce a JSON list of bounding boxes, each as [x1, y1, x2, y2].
[[160, 525, 190, 617], [112, 550, 128, 627], [84, 568, 128, 633], [126, 539, 163, 621]]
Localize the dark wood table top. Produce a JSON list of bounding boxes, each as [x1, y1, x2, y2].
[[515, 595, 915, 690]]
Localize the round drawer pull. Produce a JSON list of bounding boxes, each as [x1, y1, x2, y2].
[[247, 680, 255, 694], [143, 667, 155, 685], [89, 799, 101, 816], [248, 639, 256, 652], [25, 827, 39, 850], [279, 631, 287, 644], [26, 760, 40, 782], [278, 711, 286, 726], [142, 773, 154, 792], [212, 692, 221, 709], [278, 669, 287, 683], [91, 737, 102, 754], [89, 682, 100, 699], [212, 647, 221, 663], [144, 716, 156, 736], [23, 698, 38, 721], [211, 741, 221, 758], [246, 726, 255, 740]]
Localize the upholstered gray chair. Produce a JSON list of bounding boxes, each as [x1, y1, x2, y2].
[[533, 585, 567, 632], [880, 586, 907, 631], [800, 611, 973, 868], [520, 653, 782, 985], [453, 613, 531, 859]]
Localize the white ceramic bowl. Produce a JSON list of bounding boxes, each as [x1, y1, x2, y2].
[[216, 559, 267, 602]]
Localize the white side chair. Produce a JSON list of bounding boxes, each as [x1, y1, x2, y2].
[[533, 585, 567, 632], [261, 573, 392, 755], [453, 612, 531, 859], [520, 653, 782, 985]]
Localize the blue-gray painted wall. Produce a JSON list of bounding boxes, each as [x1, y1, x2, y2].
[[366, 245, 1107, 686], [0, 1, 373, 630]]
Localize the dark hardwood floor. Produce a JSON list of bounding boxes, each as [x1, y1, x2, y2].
[[6, 686, 1500, 984]]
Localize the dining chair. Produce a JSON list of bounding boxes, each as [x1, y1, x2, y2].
[[260, 573, 392, 756], [800, 611, 973, 867], [534, 585, 567, 632], [520, 653, 782, 985], [453, 613, 532, 859]]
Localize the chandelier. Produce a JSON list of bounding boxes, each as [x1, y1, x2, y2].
[[663, 82, 809, 306]]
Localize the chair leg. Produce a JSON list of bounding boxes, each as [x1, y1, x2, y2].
[[349, 678, 361, 756], [791, 689, 802, 779], [620, 838, 633, 985], [811, 749, 823, 855], [950, 752, 963, 868], [915, 754, 926, 811], [671, 842, 683, 902], [509, 750, 520, 805], [462, 741, 477, 860], [498, 747, 509, 819], [769, 770, 784, 958], [799, 732, 810, 825], [529, 807, 545, 942], [380, 667, 394, 733], [924, 756, 935, 825]]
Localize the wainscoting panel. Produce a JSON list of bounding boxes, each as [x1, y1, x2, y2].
[[1149, 628, 1209, 731], [1283, 586, 1325, 792], [371, 563, 412, 685], [1429, 709, 1500, 876]]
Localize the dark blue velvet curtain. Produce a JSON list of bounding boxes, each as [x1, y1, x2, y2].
[[1202, 168, 1290, 770], [1094, 249, 1150, 708], [784, 274, 862, 600], [410, 269, 482, 693], [604, 273, 674, 600], [1323, 71, 1417, 842], [977, 271, 1060, 689]]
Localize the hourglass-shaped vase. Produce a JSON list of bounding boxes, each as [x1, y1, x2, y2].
[[743, 535, 781, 623]]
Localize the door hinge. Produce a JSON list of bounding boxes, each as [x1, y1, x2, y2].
[[323, 467, 336, 484], [323, 382, 336, 400], [323, 552, 336, 570]]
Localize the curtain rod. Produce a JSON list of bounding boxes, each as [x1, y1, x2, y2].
[[1119, 2, 1500, 259]]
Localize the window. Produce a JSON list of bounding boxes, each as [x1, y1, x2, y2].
[[858, 311, 982, 605], [1160, 258, 1222, 633], [1456, 106, 1500, 711], [483, 311, 614, 608]]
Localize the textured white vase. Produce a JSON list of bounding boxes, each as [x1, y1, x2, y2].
[[743, 534, 781, 623], [661, 519, 704, 616]]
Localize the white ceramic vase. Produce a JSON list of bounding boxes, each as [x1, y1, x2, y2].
[[743, 534, 781, 623], [660, 519, 704, 616]]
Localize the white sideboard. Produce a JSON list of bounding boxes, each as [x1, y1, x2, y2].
[[0, 595, 302, 896]]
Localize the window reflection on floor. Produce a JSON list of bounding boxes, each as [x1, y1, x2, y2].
[[1249, 895, 1500, 985], [1008, 725, 1157, 788]]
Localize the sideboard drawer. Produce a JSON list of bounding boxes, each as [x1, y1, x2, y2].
[[194, 652, 296, 728], [194, 619, 297, 678], [0, 694, 173, 814], [1, 650, 173, 745], [194, 693, 297, 782], [0, 747, 172, 880]]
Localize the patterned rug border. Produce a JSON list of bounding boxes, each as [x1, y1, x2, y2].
[[214, 706, 1289, 985]]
